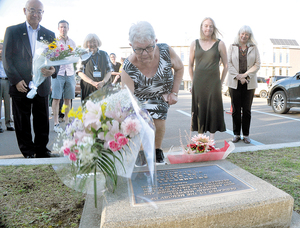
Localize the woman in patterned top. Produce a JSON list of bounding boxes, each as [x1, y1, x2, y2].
[[121, 21, 184, 163]]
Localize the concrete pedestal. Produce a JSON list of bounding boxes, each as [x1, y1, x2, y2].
[[100, 160, 294, 228]]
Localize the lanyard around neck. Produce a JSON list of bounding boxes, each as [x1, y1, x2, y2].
[[91, 55, 98, 71]]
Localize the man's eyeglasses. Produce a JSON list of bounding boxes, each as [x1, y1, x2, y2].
[[26, 8, 44, 16], [133, 45, 155, 55]]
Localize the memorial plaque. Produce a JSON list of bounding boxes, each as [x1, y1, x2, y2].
[[129, 165, 255, 205]]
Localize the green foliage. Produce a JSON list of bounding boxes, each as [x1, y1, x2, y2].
[[228, 147, 300, 213]]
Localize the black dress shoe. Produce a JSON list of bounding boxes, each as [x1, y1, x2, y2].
[[243, 137, 251, 144], [6, 126, 15, 131], [25, 154, 35, 158], [0, 127, 3, 133], [36, 151, 60, 158], [155, 148, 164, 163], [232, 135, 241, 143]]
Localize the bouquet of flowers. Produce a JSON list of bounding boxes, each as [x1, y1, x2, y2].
[[53, 86, 155, 207], [27, 39, 91, 98], [185, 134, 215, 154], [167, 132, 235, 164]]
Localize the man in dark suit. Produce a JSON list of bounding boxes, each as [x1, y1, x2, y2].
[[2, 0, 59, 158]]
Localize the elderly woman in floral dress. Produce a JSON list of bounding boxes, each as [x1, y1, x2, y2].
[[121, 21, 184, 163]]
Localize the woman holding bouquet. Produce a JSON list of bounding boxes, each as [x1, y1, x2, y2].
[[76, 34, 114, 101], [121, 21, 184, 163], [226, 25, 260, 144]]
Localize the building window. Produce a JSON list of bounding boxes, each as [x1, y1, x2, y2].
[[286, 53, 289, 63], [181, 51, 184, 62], [280, 53, 282, 63], [273, 53, 276, 63]]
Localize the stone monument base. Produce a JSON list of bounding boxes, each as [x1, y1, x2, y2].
[[100, 160, 294, 228]]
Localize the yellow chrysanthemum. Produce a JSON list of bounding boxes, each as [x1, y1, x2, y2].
[[101, 103, 107, 119], [68, 107, 76, 118], [61, 104, 68, 114], [75, 106, 83, 119], [68, 45, 73, 51], [77, 112, 83, 120], [48, 43, 57, 50]]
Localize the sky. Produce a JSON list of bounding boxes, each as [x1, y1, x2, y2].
[[0, 0, 300, 59]]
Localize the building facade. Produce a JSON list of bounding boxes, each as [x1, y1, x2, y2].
[[259, 39, 300, 78], [119, 38, 300, 91]]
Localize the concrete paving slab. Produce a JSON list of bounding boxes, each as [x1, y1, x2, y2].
[[100, 160, 294, 228]]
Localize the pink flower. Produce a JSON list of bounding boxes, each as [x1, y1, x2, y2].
[[60, 44, 64, 48], [63, 147, 71, 156], [55, 53, 59, 57], [121, 118, 141, 137], [117, 136, 128, 147], [108, 140, 122, 152], [69, 153, 77, 161], [61, 47, 64, 51], [114, 132, 124, 140]]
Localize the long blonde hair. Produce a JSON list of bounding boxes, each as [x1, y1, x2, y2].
[[200, 17, 222, 41]]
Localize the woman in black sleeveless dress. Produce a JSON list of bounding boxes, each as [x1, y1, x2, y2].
[[189, 17, 228, 140]]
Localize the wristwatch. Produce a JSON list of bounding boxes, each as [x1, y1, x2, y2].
[[171, 92, 178, 96]]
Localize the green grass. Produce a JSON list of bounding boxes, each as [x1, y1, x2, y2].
[[0, 165, 85, 228], [227, 147, 300, 213], [0, 147, 299, 227]]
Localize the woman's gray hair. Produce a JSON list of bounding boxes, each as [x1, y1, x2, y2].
[[82, 33, 102, 48], [129, 21, 156, 44], [233, 25, 257, 46], [200, 17, 222, 41]]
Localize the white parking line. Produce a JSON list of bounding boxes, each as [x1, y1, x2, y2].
[[176, 110, 191, 117], [176, 109, 265, 146], [252, 110, 300, 122]]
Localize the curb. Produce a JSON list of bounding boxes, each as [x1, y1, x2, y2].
[[1, 141, 300, 227]]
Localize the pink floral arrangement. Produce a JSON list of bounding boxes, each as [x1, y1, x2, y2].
[[53, 89, 145, 207], [41, 38, 87, 61], [186, 134, 215, 154], [167, 132, 235, 164], [28, 39, 90, 99]]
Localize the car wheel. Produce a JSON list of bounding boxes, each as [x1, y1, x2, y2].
[[259, 90, 268, 98], [271, 91, 290, 114]]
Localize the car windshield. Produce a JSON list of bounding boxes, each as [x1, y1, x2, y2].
[[257, 77, 266, 83]]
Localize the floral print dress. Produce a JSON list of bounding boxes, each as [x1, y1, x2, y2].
[[123, 43, 174, 120]]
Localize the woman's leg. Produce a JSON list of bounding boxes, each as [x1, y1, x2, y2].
[[241, 89, 255, 137], [229, 86, 242, 136], [153, 119, 166, 149], [153, 119, 166, 163]]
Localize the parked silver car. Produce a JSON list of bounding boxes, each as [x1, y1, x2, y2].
[[222, 77, 268, 98]]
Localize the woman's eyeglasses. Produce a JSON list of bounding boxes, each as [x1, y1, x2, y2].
[[133, 45, 155, 55]]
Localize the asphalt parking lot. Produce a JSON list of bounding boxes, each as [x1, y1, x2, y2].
[[1, 90, 300, 158]]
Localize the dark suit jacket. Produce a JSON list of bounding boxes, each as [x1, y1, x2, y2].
[[2, 22, 58, 97]]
